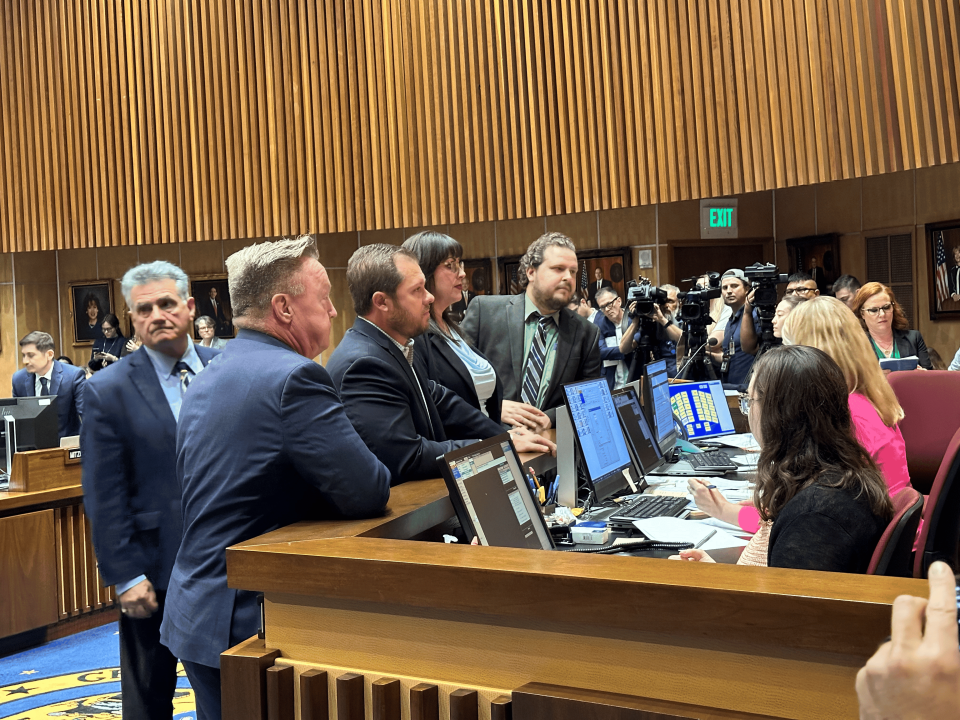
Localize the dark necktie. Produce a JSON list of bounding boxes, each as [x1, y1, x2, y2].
[[521, 315, 550, 406], [39, 377, 49, 396], [174, 361, 192, 396]]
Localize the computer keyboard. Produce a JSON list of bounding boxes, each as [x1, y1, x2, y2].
[[610, 494, 689, 520], [682, 450, 737, 471]]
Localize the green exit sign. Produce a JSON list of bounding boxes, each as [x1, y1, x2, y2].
[[709, 207, 734, 228], [700, 200, 738, 239]]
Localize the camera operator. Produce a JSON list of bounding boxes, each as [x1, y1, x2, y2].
[[710, 268, 760, 386], [620, 284, 683, 377]]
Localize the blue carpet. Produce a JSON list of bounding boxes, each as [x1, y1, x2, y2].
[[0, 622, 195, 718]]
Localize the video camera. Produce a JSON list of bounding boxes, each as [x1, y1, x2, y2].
[[743, 262, 789, 352], [625, 279, 668, 318], [677, 272, 721, 326]]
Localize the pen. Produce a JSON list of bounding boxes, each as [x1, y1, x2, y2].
[[705, 484, 717, 490], [694, 529, 716, 549]]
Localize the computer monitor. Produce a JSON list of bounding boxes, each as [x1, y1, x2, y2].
[[438, 434, 554, 550], [612, 387, 662, 475], [643, 359, 677, 454], [561, 378, 634, 502], [0, 396, 60, 472], [669, 380, 737, 440]]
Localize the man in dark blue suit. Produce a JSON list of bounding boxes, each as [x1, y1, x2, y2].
[[12, 331, 84, 438], [327, 244, 554, 484], [161, 236, 391, 720], [81, 261, 221, 720]]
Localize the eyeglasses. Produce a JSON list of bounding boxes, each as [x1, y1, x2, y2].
[[738, 394, 756, 416], [784, 286, 816, 296], [599, 298, 620, 312], [441, 258, 464, 273], [863, 303, 894, 316]]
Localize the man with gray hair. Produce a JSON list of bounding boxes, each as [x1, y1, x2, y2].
[[327, 243, 554, 484], [161, 236, 391, 720], [12, 330, 85, 437], [81, 260, 221, 720], [462, 232, 602, 426]]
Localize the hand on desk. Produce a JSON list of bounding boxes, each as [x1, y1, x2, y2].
[[669, 549, 716, 563], [856, 561, 960, 719], [501, 400, 551, 432], [509, 426, 557, 456], [119, 578, 159, 619]]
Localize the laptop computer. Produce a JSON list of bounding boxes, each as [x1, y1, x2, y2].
[[437, 434, 555, 550], [639, 362, 737, 475], [669, 380, 737, 441]]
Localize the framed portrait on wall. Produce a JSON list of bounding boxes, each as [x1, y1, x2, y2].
[[449, 259, 493, 322], [498, 248, 632, 310], [927, 222, 960, 321], [69, 280, 114, 345], [785, 233, 840, 295], [190, 275, 235, 339]]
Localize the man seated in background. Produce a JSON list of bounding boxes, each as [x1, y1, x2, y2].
[[832, 274, 861, 309], [462, 232, 602, 427], [327, 244, 554, 484], [161, 236, 391, 720], [12, 331, 84, 438]]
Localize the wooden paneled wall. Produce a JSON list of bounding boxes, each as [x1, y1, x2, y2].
[[54, 504, 116, 619], [0, 0, 958, 252]]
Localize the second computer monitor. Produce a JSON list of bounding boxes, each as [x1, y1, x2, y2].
[[612, 387, 662, 474], [561, 378, 634, 502], [669, 380, 736, 440], [643, 359, 677, 452]]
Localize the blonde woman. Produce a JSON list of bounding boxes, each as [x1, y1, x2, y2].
[[689, 296, 910, 541]]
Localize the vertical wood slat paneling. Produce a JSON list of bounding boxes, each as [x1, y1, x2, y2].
[[54, 504, 116, 619], [0, 0, 958, 251]]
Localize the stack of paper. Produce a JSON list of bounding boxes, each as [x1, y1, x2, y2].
[[632, 517, 749, 550]]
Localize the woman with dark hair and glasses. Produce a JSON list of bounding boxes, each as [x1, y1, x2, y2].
[[676, 345, 893, 572], [89, 313, 129, 371], [402, 230, 549, 429], [851, 281, 932, 369]]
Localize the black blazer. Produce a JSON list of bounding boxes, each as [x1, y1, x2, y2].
[[327, 319, 505, 484], [412, 328, 504, 424], [893, 328, 932, 369], [461, 294, 602, 424]]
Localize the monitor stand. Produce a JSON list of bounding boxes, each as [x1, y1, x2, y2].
[[556, 406, 578, 509]]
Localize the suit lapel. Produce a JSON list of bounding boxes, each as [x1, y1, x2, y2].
[[508, 295, 526, 384], [543, 310, 577, 404], [354, 320, 437, 439], [432, 335, 475, 400], [49, 362, 63, 395], [128, 350, 176, 426]]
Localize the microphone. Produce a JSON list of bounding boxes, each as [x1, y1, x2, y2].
[[676, 337, 719, 379]]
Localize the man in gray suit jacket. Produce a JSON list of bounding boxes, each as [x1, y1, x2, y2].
[[462, 232, 602, 427]]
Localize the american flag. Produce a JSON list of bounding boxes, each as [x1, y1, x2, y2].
[[580, 260, 588, 291], [936, 230, 950, 310]]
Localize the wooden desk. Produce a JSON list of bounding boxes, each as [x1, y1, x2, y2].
[[0, 449, 114, 641], [224, 470, 925, 720]]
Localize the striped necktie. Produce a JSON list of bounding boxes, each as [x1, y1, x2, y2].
[[521, 314, 551, 406]]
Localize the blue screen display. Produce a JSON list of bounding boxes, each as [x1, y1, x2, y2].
[[669, 380, 736, 439]]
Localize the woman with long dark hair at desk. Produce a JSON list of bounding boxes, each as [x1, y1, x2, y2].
[[675, 345, 892, 572]]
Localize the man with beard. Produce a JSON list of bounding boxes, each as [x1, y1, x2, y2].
[[327, 244, 555, 483], [462, 232, 602, 426]]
